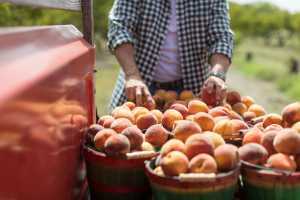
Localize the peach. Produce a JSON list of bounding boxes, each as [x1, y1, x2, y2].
[[189, 154, 217, 174], [232, 119, 249, 133], [214, 116, 230, 124], [202, 131, 226, 148], [170, 103, 189, 118], [161, 139, 186, 157], [294, 154, 300, 171], [185, 134, 214, 159], [150, 109, 163, 123], [292, 121, 300, 133], [179, 90, 195, 101], [98, 115, 114, 127], [143, 99, 156, 111], [136, 113, 158, 130], [110, 118, 132, 133], [262, 114, 282, 128], [155, 89, 167, 98], [242, 96, 255, 108], [188, 100, 209, 114], [111, 107, 134, 123], [226, 91, 242, 106], [243, 111, 256, 122], [243, 127, 264, 145], [104, 134, 130, 156], [123, 101, 136, 110], [264, 124, 283, 132], [132, 107, 149, 122], [214, 144, 239, 172], [141, 141, 155, 151], [266, 153, 296, 172], [145, 124, 169, 147], [94, 129, 117, 151], [213, 119, 234, 136], [153, 94, 165, 110], [121, 126, 144, 150], [228, 110, 243, 120], [164, 91, 178, 102], [153, 166, 165, 176], [185, 115, 195, 121], [282, 102, 300, 127], [173, 120, 202, 142], [238, 143, 268, 164], [88, 124, 104, 136], [193, 112, 215, 131], [201, 89, 218, 106], [209, 106, 230, 118], [253, 122, 264, 131], [248, 104, 266, 117], [161, 151, 189, 176], [273, 128, 300, 154], [224, 103, 232, 111], [162, 109, 183, 131], [232, 102, 247, 116], [261, 131, 278, 155]]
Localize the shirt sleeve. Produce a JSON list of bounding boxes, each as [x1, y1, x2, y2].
[[107, 0, 139, 54], [207, 0, 234, 62]]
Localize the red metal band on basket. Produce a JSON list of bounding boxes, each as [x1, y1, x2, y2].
[[89, 179, 149, 193]]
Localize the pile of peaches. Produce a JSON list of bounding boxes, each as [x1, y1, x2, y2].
[[87, 89, 300, 176]]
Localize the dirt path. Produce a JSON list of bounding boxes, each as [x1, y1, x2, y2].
[[227, 68, 292, 113]]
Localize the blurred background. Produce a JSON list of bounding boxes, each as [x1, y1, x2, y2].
[[0, 0, 299, 114]]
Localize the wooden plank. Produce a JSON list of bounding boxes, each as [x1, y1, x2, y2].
[[0, 0, 81, 11], [81, 0, 94, 45]]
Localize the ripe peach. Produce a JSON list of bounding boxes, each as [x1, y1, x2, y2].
[[238, 143, 268, 165], [170, 103, 189, 118], [273, 128, 300, 155], [161, 139, 186, 157], [214, 144, 239, 172], [201, 89, 218, 106], [232, 119, 249, 133], [164, 91, 178, 102], [98, 115, 114, 127], [111, 107, 134, 123], [189, 154, 217, 174], [150, 109, 163, 123], [155, 89, 166, 98], [202, 131, 226, 148], [185, 134, 214, 159], [209, 106, 230, 118], [143, 99, 156, 111], [242, 96, 255, 108], [132, 107, 149, 122], [243, 127, 264, 145], [264, 124, 283, 132], [248, 104, 266, 117], [123, 101, 136, 110], [94, 129, 117, 151], [141, 141, 155, 151], [104, 134, 130, 156], [173, 120, 202, 142], [254, 122, 264, 131], [88, 124, 104, 136], [224, 103, 232, 111], [282, 102, 300, 127], [266, 153, 296, 172], [154, 166, 165, 176], [187, 100, 209, 114], [243, 111, 256, 122], [232, 102, 247, 116], [193, 112, 215, 131], [185, 115, 195, 121], [213, 119, 234, 136], [136, 113, 158, 130], [161, 151, 189, 176], [110, 118, 132, 133], [162, 109, 183, 131], [214, 116, 230, 124], [145, 124, 169, 147], [262, 114, 282, 128], [226, 91, 242, 106], [153, 94, 165, 110], [228, 110, 243, 120], [292, 121, 300, 133], [179, 90, 195, 101], [121, 126, 144, 150], [261, 131, 278, 155]]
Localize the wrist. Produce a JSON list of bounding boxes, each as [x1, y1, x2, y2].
[[125, 68, 141, 81], [208, 71, 226, 82]]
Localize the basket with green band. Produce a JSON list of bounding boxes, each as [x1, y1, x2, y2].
[[145, 158, 240, 200], [241, 161, 300, 200]]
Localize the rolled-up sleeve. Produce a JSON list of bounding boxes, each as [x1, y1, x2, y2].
[[107, 0, 139, 53], [207, 0, 234, 62]]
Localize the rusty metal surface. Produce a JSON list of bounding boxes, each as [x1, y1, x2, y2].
[[0, 25, 95, 200]]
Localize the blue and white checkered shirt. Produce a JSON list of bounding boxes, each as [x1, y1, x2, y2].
[[107, 0, 234, 110]]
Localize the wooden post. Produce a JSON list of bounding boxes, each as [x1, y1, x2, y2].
[[81, 0, 94, 45]]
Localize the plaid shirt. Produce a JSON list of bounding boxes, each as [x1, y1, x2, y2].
[[107, 0, 234, 110]]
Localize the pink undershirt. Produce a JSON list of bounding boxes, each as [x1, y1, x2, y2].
[[153, 0, 181, 83]]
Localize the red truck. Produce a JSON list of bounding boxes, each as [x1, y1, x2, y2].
[[0, 0, 96, 199]]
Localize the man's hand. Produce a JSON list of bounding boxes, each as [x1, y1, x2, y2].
[[125, 76, 155, 107], [202, 76, 227, 105]]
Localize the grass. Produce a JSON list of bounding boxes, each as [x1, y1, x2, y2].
[[233, 37, 300, 100]]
